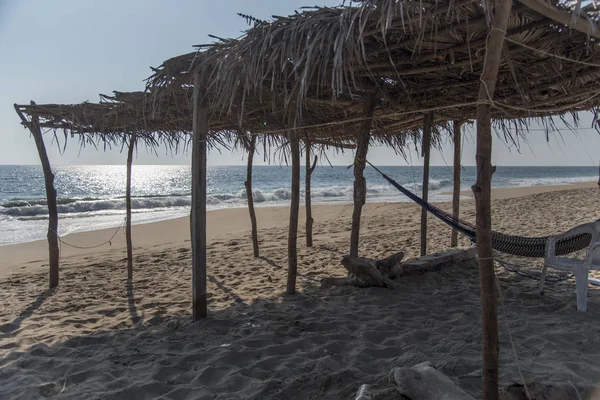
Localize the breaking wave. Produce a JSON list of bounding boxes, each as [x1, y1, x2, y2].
[[0, 179, 456, 220]]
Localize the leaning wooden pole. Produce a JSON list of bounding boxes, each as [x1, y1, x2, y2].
[[474, 1, 512, 399], [191, 72, 208, 320], [451, 121, 462, 248], [350, 94, 377, 258], [245, 134, 260, 258], [420, 112, 433, 257], [287, 124, 301, 295], [125, 133, 136, 282], [14, 102, 59, 289], [305, 142, 317, 247]]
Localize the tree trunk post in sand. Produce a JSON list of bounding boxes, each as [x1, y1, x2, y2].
[[191, 72, 209, 320], [126, 133, 136, 282], [350, 94, 378, 258], [244, 134, 260, 257], [451, 120, 462, 248], [287, 122, 301, 295], [14, 102, 60, 289], [420, 112, 433, 257], [474, 1, 512, 398], [305, 142, 317, 247]]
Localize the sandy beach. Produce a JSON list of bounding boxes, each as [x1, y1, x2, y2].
[[1, 183, 600, 399]]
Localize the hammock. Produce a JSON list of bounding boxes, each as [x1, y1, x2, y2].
[[367, 162, 593, 258]]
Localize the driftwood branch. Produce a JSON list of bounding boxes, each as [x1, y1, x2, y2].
[[321, 252, 405, 289]]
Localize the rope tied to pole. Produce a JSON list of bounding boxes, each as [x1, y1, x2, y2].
[[50, 218, 127, 255]]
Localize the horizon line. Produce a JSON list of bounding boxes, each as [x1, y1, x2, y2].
[[0, 164, 598, 168]]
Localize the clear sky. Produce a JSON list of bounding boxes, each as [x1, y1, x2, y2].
[[1, 0, 598, 167]]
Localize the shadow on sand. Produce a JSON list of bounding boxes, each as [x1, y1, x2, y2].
[[0, 289, 54, 335]]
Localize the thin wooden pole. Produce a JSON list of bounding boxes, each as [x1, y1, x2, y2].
[[245, 134, 259, 258], [191, 72, 208, 320], [474, 1, 512, 399], [15, 102, 59, 289], [350, 94, 377, 258], [305, 142, 317, 248], [451, 121, 462, 248], [125, 133, 136, 282], [420, 112, 433, 257], [287, 124, 301, 295]]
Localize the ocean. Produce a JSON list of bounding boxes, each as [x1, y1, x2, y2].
[[0, 165, 597, 245]]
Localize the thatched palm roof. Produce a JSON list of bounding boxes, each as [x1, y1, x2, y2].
[[14, 90, 356, 159], [148, 0, 600, 144], [14, 0, 600, 156]]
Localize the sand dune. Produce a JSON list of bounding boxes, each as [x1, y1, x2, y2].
[[1, 184, 600, 399]]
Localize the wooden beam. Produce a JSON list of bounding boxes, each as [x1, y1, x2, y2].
[[305, 142, 317, 248], [14, 102, 59, 289], [451, 121, 462, 248], [474, 0, 512, 398], [287, 122, 301, 295], [191, 72, 208, 320], [245, 134, 260, 258], [360, 57, 478, 78], [126, 133, 136, 281], [309, 139, 356, 149], [420, 112, 433, 257], [366, 3, 527, 56], [519, 0, 600, 39], [359, 17, 544, 77], [407, 18, 548, 67], [350, 93, 378, 258]]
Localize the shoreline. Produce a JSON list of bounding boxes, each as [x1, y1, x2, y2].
[[442, 181, 597, 200], [0, 180, 597, 278], [2, 180, 595, 245]]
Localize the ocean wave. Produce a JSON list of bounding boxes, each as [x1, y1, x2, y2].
[[1, 197, 99, 208], [0, 180, 455, 218], [1, 196, 192, 217], [396, 179, 452, 192], [0, 178, 457, 219], [507, 176, 596, 187]]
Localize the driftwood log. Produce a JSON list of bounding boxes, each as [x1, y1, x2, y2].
[[390, 362, 475, 400], [321, 251, 405, 289]]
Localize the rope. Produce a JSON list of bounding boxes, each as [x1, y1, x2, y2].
[[491, 264, 532, 400], [249, 89, 599, 137], [253, 100, 482, 135], [504, 37, 600, 68], [51, 218, 126, 252], [496, 259, 574, 283], [493, 91, 600, 115]]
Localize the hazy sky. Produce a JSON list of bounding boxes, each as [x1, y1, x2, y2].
[[1, 0, 598, 167]]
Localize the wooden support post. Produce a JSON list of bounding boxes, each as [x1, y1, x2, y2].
[[287, 124, 301, 295], [451, 121, 462, 248], [192, 72, 208, 320], [305, 142, 317, 247], [14, 102, 60, 289], [245, 134, 259, 258], [420, 112, 433, 257], [473, 1, 512, 399], [350, 94, 377, 258], [125, 133, 136, 281]]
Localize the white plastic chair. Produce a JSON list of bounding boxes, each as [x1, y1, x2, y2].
[[539, 221, 600, 312]]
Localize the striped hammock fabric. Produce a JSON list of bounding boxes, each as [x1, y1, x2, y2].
[[367, 162, 592, 258]]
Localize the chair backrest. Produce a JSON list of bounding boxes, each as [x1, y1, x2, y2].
[[579, 221, 600, 244], [546, 221, 600, 259]]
